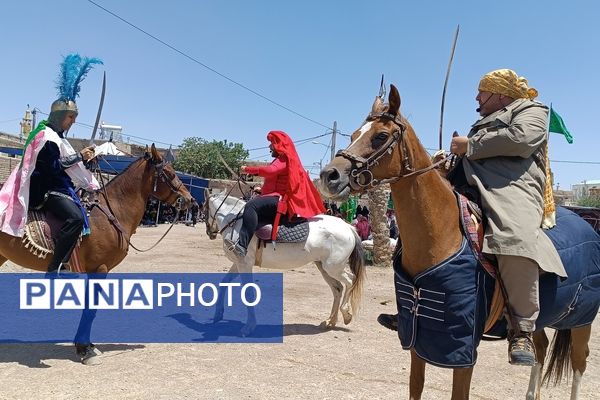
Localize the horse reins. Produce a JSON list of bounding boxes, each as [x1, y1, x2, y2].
[[92, 156, 185, 252], [205, 182, 245, 238], [342, 107, 523, 335], [337, 110, 446, 190]]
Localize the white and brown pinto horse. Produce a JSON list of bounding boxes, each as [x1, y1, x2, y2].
[[318, 85, 598, 400], [204, 190, 365, 336]]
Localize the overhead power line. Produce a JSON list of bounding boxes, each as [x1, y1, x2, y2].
[[550, 159, 600, 165], [33, 109, 174, 147], [0, 118, 21, 124], [87, 0, 332, 131], [246, 131, 332, 151]]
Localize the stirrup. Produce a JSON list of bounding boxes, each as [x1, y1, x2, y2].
[[45, 264, 74, 279], [224, 238, 237, 252], [224, 238, 247, 258]]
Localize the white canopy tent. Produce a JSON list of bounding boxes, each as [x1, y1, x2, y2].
[[94, 141, 127, 157]]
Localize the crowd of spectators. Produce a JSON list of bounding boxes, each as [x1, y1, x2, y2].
[[324, 197, 398, 241], [140, 198, 203, 227], [138, 191, 398, 241]]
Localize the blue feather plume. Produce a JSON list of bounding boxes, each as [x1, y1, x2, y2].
[[55, 53, 103, 102], [70, 57, 103, 100]]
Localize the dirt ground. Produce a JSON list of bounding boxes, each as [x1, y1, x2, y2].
[[0, 224, 598, 400]]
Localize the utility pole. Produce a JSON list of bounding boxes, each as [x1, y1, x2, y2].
[[32, 108, 37, 131], [331, 121, 337, 161]]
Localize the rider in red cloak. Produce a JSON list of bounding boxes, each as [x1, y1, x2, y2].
[[229, 130, 325, 258]]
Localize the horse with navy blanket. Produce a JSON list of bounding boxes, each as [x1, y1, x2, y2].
[[318, 84, 600, 400]]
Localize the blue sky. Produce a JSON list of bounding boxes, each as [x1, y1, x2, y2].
[[1, 1, 598, 188]]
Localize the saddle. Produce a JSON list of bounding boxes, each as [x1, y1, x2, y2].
[[456, 193, 505, 334], [255, 217, 309, 243], [22, 188, 98, 272], [23, 210, 85, 272], [250, 218, 309, 268]]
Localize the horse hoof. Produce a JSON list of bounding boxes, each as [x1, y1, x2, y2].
[[240, 324, 255, 337], [78, 346, 102, 366], [82, 354, 102, 366], [342, 313, 353, 325], [213, 312, 224, 323], [319, 319, 336, 329]]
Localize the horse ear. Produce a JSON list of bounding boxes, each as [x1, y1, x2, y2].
[[371, 96, 384, 115], [388, 84, 401, 116], [151, 143, 163, 163]]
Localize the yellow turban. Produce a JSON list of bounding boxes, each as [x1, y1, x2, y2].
[[478, 69, 538, 100]]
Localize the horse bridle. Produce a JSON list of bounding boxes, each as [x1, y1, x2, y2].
[[93, 156, 187, 252], [205, 184, 243, 237], [152, 160, 186, 210], [336, 110, 445, 190]]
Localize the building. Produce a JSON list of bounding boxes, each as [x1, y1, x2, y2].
[[571, 180, 600, 201], [554, 189, 575, 206], [19, 108, 33, 140], [99, 123, 123, 142]]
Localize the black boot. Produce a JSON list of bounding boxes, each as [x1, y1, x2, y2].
[[377, 313, 398, 331]]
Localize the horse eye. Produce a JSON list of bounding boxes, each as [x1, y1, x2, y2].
[[371, 132, 389, 148]]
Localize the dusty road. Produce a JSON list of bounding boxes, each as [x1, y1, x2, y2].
[[0, 224, 598, 399]]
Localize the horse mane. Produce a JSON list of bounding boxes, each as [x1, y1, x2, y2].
[[392, 109, 455, 192], [104, 157, 148, 188], [212, 193, 246, 214]]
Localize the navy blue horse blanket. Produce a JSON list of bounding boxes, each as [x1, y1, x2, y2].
[[394, 206, 600, 368]]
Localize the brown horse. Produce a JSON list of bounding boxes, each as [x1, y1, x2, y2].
[[318, 85, 596, 399], [0, 144, 192, 362]]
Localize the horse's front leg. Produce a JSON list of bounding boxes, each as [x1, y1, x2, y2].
[[238, 261, 256, 337], [409, 350, 426, 400], [213, 263, 239, 323], [74, 265, 108, 365], [451, 366, 474, 400]]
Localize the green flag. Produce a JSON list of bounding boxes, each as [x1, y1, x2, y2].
[[549, 107, 573, 144]]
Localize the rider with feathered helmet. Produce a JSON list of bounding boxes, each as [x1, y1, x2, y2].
[[0, 54, 102, 273]]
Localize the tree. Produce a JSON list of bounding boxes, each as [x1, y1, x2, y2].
[[174, 137, 248, 178], [368, 185, 392, 267], [577, 195, 600, 208]]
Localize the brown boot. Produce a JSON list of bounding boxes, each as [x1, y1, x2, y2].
[[508, 330, 536, 366]]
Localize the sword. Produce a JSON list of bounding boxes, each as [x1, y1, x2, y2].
[[438, 25, 460, 150], [378, 74, 386, 99], [217, 152, 252, 187], [89, 71, 106, 146]]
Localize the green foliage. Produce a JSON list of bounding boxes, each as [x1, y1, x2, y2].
[[173, 137, 248, 179], [577, 195, 600, 208]]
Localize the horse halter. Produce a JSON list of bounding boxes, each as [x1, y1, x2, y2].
[[336, 110, 444, 190]]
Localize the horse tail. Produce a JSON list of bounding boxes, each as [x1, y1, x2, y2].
[[347, 229, 366, 314], [542, 329, 572, 386]]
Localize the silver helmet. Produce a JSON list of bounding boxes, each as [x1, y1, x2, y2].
[[48, 54, 102, 131]]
